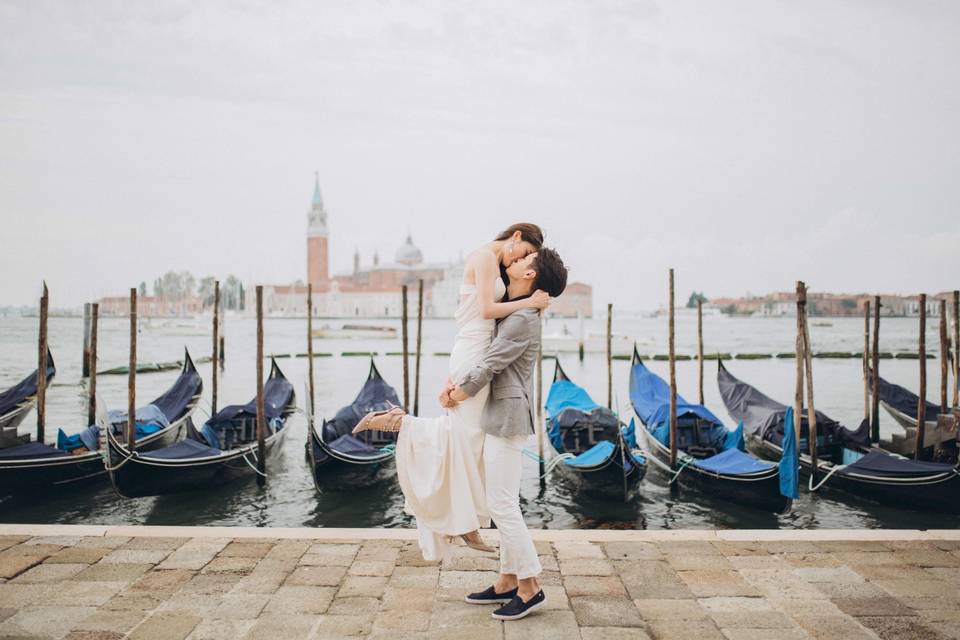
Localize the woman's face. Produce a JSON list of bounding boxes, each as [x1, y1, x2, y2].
[[500, 232, 540, 267]]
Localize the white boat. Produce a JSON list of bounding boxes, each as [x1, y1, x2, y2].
[[542, 325, 634, 356], [311, 324, 398, 340]]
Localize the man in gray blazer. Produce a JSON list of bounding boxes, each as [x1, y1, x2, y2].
[[444, 247, 568, 621]]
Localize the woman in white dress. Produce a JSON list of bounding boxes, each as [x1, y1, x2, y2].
[[354, 223, 548, 559]]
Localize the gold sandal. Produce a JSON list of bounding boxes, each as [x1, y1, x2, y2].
[[352, 405, 405, 434], [448, 532, 496, 553]]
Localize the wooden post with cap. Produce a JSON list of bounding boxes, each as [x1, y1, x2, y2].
[[537, 318, 546, 488], [212, 280, 220, 416], [940, 298, 948, 415], [127, 288, 137, 451], [606, 303, 613, 409], [954, 290, 959, 410], [413, 279, 424, 416], [668, 270, 677, 468], [82, 302, 91, 378], [307, 283, 316, 421], [794, 283, 805, 448], [914, 294, 927, 460], [871, 295, 881, 442], [87, 303, 99, 427], [37, 283, 49, 444], [401, 285, 410, 412], [697, 298, 704, 405], [863, 300, 871, 422], [256, 285, 266, 484], [799, 282, 818, 482]]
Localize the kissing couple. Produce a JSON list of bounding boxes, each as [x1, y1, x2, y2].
[[354, 223, 568, 621]]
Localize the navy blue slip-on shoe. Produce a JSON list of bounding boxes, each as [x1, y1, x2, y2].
[[491, 590, 546, 620], [464, 585, 518, 605]]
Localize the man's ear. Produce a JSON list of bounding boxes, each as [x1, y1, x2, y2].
[[524, 269, 537, 281]]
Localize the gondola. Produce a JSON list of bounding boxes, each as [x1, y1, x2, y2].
[[718, 360, 960, 513], [630, 349, 788, 512], [873, 376, 958, 461], [0, 350, 203, 495], [546, 360, 646, 499], [0, 348, 56, 437], [106, 358, 294, 497], [307, 359, 400, 489]]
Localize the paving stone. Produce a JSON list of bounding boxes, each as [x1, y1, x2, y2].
[[337, 575, 388, 598], [312, 613, 374, 637], [102, 591, 167, 612], [209, 593, 270, 620], [186, 618, 255, 640], [0, 554, 45, 580], [264, 585, 336, 615], [245, 613, 320, 639], [540, 584, 570, 610], [874, 579, 950, 598], [698, 597, 772, 612], [580, 627, 652, 640], [792, 567, 864, 583], [0, 536, 30, 551], [47, 547, 110, 564], [635, 598, 708, 620], [438, 570, 498, 590], [76, 536, 131, 549], [898, 549, 960, 568], [728, 555, 789, 570], [264, 541, 310, 561], [666, 554, 733, 571], [37, 580, 125, 606], [831, 551, 906, 566], [219, 542, 274, 558], [201, 556, 259, 573], [737, 569, 821, 599], [71, 609, 147, 634], [768, 597, 843, 618], [855, 615, 950, 640], [851, 564, 934, 581], [347, 560, 394, 576], [155, 592, 221, 615], [719, 629, 807, 640], [357, 545, 400, 563], [383, 586, 436, 612], [100, 549, 171, 564], [157, 549, 218, 571], [779, 553, 843, 568], [389, 566, 440, 588], [74, 562, 153, 583], [901, 596, 960, 611], [658, 541, 722, 556], [711, 542, 770, 557], [570, 596, 645, 627], [328, 596, 381, 615], [832, 596, 917, 617], [618, 561, 693, 599], [561, 575, 626, 597], [0, 605, 97, 639], [0, 609, 14, 623], [299, 552, 358, 567], [647, 619, 725, 640], [65, 629, 125, 640], [554, 542, 605, 559], [429, 600, 502, 633], [11, 561, 86, 583], [129, 568, 194, 592], [122, 537, 190, 551], [396, 547, 441, 568], [503, 609, 581, 640], [231, 569, 288, 594], [372, 609, 432, 632], [1, 543, 62, 558], [538, 570, 562, 586], [678, 570, 760, 597], [709, 611, 797, 629], [604, 541, 663, 560], [558, 557, 614, 576], [181, 572, 243, 595], [538, 554, 559, 572], [25, 535, 81, 547], [816, 540, 890, 553], [442, 555, 500, 571], [306, 543, 361, 557], [813, 580, 888, 599], [286, 565, 348, 586], [791, 614, 879, 640]]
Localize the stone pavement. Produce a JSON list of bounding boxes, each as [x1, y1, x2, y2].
[[1, 526, 959, 640]]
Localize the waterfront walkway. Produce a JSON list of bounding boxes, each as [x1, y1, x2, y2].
[[0, 526, 959, 640]]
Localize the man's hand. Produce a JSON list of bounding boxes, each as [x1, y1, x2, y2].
[[439, 382, 458, 409]]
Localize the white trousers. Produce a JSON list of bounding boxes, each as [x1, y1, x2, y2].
[[483, 433, 541, 579]]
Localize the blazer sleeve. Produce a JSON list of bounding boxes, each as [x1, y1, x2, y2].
[[458, 312, 536, 398]]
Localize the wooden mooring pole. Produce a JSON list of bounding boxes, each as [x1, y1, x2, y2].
[[82, 302, 91, 378], [793, 282, 805, 448], [212, 280, 220, 416], [401, 285, 410, 412], [914, 294, 927, 460], [697, 299, 704, 405], [255, 285, 266, 485], [954, 290, 959, 410], [413, 280, 424, 416], [127, 288, 137, 451], [578, 311, 585, 362], [37, 283, 49, 444], [307, 284, 316, 421], [871, 296, 881, 442], [863, 300, 871, 422], [606, 303, 613, 409], [799, 283, 818, 482], [537, 318, 546, 488], [668, 271, 677, 468], [940, 298, 948, 414], [87, 303, 98, 427]]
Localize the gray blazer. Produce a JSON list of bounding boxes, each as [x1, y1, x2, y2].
[[458, 307, 540, 439]]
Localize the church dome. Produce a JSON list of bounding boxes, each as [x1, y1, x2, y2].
[[395, 234, 423, 266]]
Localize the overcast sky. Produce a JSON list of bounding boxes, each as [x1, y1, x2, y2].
[[1, 0, 958, 310]]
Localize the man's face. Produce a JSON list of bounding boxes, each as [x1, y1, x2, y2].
[[506, 251, 537, 283]]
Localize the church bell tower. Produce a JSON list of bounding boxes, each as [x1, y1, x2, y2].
[[307, 172, 330, 290]]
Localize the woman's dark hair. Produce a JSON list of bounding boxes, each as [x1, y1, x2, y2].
[[532, 247, 568, 298], [495, 223, 543, 250]]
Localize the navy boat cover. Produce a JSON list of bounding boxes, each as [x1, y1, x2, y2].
[[0, 351, 55, 418], [322, 361, 400, 446], [877, 377, 942, 420], [150, 353, 203, 422], [0, 441, 68, 459], [325, 434, 389, 459], [143, 438, 222, 460], [208, 361, 294, 428], [839, 451, 955, 478], [718, 361, 870, 449]]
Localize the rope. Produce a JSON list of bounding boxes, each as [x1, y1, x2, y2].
[[808, 463, 846, 492], [241, 451, 268, 477], [101, 449, 136, 473]]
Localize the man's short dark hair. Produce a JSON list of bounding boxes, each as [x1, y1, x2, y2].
[[532, 247, 568, 298]]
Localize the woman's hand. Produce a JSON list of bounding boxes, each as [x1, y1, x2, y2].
[[526, 289, 550, 311]]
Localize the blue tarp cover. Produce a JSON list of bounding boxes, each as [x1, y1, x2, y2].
[[546, 379, 598, 417], [546, 375, 620, 455], [779, 407, 800, 499], [144, 438, 222, 460], [564, 441, 615, 468], [0, 441, 68, 459], [693, 448, 773, 475], [56, 425, 100, 452]]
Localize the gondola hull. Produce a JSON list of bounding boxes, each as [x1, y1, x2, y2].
[[643, 431, 789, 513], [106, 429, 287, 498], [0, 403, 34, 434], [307, 427, 396, 489], [748, 435, 960, 514], [551, 442, 645, 499]]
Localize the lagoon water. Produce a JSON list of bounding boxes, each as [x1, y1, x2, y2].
[[1, 313, 957, 530]]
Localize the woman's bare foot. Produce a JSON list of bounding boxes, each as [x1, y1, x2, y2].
[[352, 406, 405, 434]]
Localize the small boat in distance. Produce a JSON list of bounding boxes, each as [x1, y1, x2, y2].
[[312, 324, 398, 340], [0, 348, 55, 437], [307, 359, 400, 489], [546, 360, 646, 499], [105, 358, 295, 498], [630, 349, 788, 513]]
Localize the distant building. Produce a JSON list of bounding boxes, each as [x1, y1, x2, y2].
[[710, 291, 952, 317], [549, 282, 593, 318], [98, 295, 202, 317]]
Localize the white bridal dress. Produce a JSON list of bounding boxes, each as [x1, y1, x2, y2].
[[395, 277, 506, 560]]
